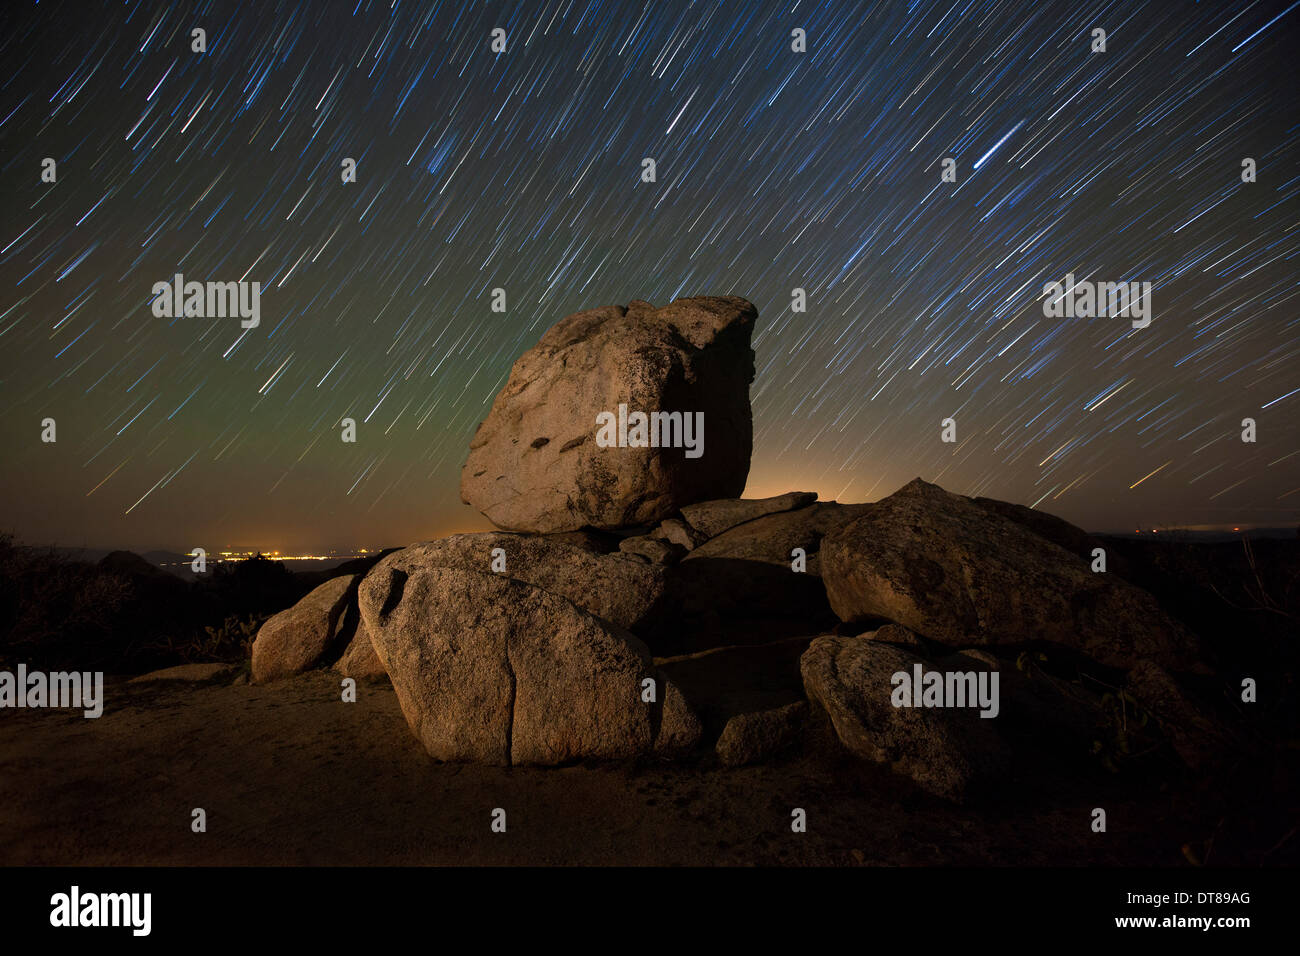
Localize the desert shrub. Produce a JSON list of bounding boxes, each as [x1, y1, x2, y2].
[[0, 534, 300, 671], [0, 534, 136, 667], [134, 613, 265, 664]]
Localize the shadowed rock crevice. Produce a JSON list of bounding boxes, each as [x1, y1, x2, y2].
[[657, 636, 810, 750], [559, 435, 587, 452], [378, 568, 408, 622], [503, 635, 516, 767]]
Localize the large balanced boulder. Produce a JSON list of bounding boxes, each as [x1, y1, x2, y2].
[[820, 479, 1202, 673], [251, 574, 358, 683], [801, 625, 1011, 802], [357, 564, 700, 765], [460, 296, 756, 532]]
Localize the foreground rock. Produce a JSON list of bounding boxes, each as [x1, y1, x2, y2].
[[367, 532, 668, 633], [715, 702, 807, 767], [801, 625, 1011, 802], [358, 565, 700, 765], [972, 496, 1133, 581], [460, 296, 756, 532], [251, 574, 358, 683], [128, 663, 238, 684], [820, 479, 1202, 673]]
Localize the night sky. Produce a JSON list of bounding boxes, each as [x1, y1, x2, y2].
[[1, 0, 1297, 553]]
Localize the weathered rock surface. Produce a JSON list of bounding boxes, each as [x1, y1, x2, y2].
[[820, 479, 1202, 672], [679, 491, 819, 540], [715, 701, 807, 766], [801, 625, 1011, 802], [460, 296, 756, 532], [251, 574, 358, 683], [972, 496, 1132, 580], [366, 532, 668, 633], [358, 565, 700, 765]]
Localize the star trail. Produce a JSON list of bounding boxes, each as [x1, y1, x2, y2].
[[1, 0, 1297, 551]]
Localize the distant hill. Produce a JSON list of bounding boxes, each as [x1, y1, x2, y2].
[[44, 546, 393, 579], [99, 550, 178, 580], [1098, 527, 1298, 542]]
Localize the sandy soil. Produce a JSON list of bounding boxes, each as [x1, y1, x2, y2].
[[0, 668, 1286, 866]]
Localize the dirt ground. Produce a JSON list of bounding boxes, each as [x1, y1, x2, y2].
[[0, 668, 1290, 866]]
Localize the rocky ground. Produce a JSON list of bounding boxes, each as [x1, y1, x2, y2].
[[2, 668, 1292, 866]]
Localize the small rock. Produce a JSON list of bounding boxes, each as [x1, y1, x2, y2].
[[801, 626, 1011, 802], [333, 616, 385, 679], [653, 517, 707, 551], [618, 535, 683, 565], [251, 574, 358, 683], [715, 701, 807, 766], [128, 662, 237, 684]]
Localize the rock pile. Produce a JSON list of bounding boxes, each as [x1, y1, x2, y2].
[[251, 295, 1241, 795]]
